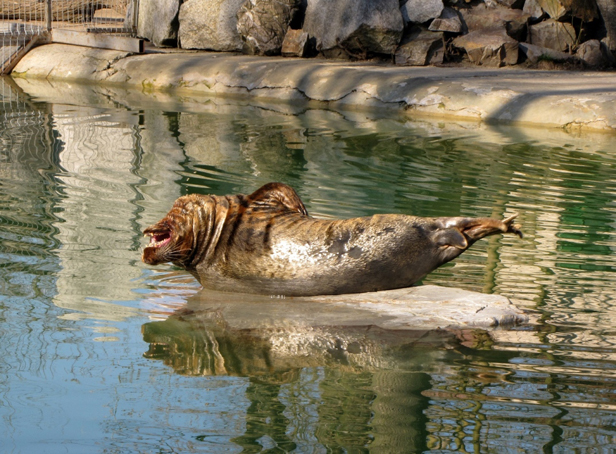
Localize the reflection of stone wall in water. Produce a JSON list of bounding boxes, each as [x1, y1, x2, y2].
[[178, 111, 254, 179], [2, 79, 190, 320], [50, 107, 182, 321], [52, 106, 142, 320], [136, 111, 186, 226]]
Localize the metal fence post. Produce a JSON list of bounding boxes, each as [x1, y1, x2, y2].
[[127, 0, 139, 35], [133, 0, 140, 35], [46, 0, 52, 31]]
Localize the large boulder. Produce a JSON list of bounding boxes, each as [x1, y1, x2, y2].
[[519, 42, 578, 63], [596, 0, 616, 52], [303, 0, 404, 58], [453, 29, 519, 66], [178, 0, 245, 51], [395, 29, 444, 66], [576, 39, 613, 67], [523, 0, 546, 21], [401, 0, 444, 25], [536, 0, 567, 19], [281, 29, 311, 57], [137, 0, 181, 47], [237, 0, 301, 56], [528, 19, 575, 52], [459, 4, 530, 41], [429, 7, 463, 33], [537, 0, 598, 21]]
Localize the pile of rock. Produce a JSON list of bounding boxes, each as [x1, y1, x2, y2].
[[138, 0, 616, 68]]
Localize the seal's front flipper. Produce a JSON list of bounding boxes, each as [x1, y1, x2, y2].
[[246, 182, 309, 216]]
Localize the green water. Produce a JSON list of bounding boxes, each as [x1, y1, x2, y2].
[[2, 76, 616, 452]]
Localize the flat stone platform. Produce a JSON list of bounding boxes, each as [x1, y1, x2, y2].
[[140, 285, 530, 374], [143, 284, 530, 374], [182, 285, 529, 331], [11, 43, 616, 132]]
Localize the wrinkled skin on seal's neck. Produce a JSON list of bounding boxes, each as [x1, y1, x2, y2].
[[142, 183, 523, 296], [142, 183, 308, 269]]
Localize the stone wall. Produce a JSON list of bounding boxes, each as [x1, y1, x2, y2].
[[137, 0, 615, 68]]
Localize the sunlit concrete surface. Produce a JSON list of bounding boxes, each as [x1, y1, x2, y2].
[[12, 43, 616, 132]]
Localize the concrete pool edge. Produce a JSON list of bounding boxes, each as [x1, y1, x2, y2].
[[10, 43, 616, 133]]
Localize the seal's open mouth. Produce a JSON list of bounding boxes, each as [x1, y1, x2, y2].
[[144, 230, 171, 249]]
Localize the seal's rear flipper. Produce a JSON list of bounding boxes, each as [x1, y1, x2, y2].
[[458, 214, 524, 241], [502, 214, 524, 238], [434, 229, 469, 250], [247, 182, 309, 216]]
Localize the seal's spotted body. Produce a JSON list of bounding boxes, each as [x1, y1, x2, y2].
[[143, 183, 522, 296]]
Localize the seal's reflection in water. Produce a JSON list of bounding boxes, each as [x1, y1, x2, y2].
[[141, 289, 496, 451]]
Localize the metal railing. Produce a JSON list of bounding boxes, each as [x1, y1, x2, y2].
[[1, 0, 138, 73]]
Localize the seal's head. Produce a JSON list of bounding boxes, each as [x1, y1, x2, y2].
[[143, 192, 231, 269], [142, 195, 201, 267]]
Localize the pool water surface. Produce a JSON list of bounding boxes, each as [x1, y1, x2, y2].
[[1, 77, 616, 452]]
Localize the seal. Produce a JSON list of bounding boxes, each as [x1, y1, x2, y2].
[[142, 182, 523, 296]]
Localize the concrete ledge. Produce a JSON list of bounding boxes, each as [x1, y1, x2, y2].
[[11, 43, 616, 132]]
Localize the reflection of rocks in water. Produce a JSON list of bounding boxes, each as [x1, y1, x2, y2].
[[0, 79, 54, 182], [177, 107, 310, 192]]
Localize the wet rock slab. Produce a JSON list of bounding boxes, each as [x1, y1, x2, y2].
[[193, 285, 528, 331]]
